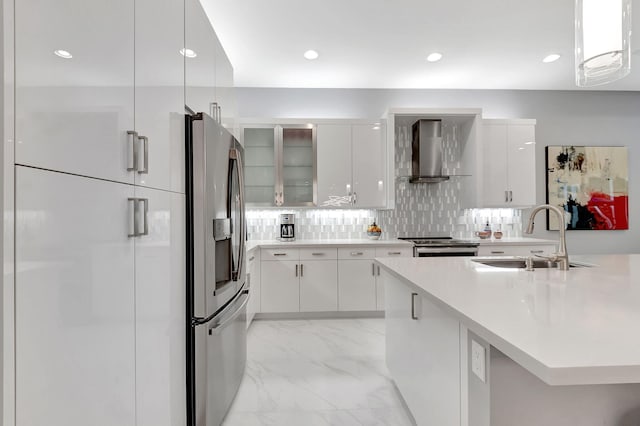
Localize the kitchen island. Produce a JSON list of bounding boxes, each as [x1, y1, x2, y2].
[[377, 255, 640, 426]]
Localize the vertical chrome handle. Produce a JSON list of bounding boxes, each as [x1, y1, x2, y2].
[[295, 264, 299, 277], [127, 197, 148, 237], [275, 192, 279, 205], [300, 264, 304, 277], [138, 136, 149, 174], [128, 197, 139, 237], [372, 263, 375, 276], [353, 191, 357, 204], [210, 102, 218, 121], [279, 192, 283, 205], [505, 190, 508, 203], [509, 190, 513, 202], [217, 105, 222, 124], [127, 131, 138, 171], [411, 293, 418, 320], [377, 266, 380, 276], [229, 148, 246, 281]]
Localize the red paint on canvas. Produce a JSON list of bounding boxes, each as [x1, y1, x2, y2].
[[586, 192, 629, 230]]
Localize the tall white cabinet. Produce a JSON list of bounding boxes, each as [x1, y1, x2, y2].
[[9, 0, 234, 424]]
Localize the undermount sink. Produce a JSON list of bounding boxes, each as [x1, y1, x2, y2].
[[471, 257, 593, 269]]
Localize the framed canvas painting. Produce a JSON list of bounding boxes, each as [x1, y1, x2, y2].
[[545, 146, 628, 230]]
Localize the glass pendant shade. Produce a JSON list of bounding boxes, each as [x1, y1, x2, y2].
[[575, 0, 632, 87]]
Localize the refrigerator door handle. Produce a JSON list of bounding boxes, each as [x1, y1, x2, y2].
[[208, 289, 249, 335], [230, 148, 246, 282]]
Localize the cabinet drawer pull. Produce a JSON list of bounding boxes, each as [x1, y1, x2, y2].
[[273, 253, 287, 256], [411, 293, 418, 320], [311, 252, 325, 256], [530, 250, 544, 254], [127, 197, 149, 238], [377, 266, 380, 276], [372, 263, 375, 276], [138, 135, 149, 174], [295, 264, 298, 277], [248, 256, 255, 262], [491, 251, 505, 254], [388, 251, 402, 255], [505, 190, 508, 203], [350, 252, 364, 256], [509, 190, 513, 202], [300, 264, 304, 277]]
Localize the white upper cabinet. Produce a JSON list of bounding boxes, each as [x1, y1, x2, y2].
[[15, 0, 135, 183], [317, 124, 352, 206], [352, 124, 385, 207], [134, 0, 185, 192], [481, 119, 536, 207], [317, 123, 387, 208], [185, 0, 236, 136], [185, 0, 216, 116]]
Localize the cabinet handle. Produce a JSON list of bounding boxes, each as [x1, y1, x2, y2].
[[377, 266, 380, 276], [350, 252, 364, 256], [353, 191, 357, 204], [491, 251, 505, 254], [311, 252, 325, 256], [372, 263, 375, 276], [248, 256, 255, 262], [138, 135, 149, 174], [300, 264, 304, 277], [127, 130, 139, 172], [504, 190, 508, 203], [530, 250, 544, 254], [210, 102, 218, 121], [411, 293, 418, 320], [388, 251, 401, 255], [273, 253, 287, 256], [127, 197, 149, 237], [295, 264, 299, 277], [509, 190, 513, 202], [217, 105, 222, 124]]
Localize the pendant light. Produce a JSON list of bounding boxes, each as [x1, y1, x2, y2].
[[575, 0, 632, 87]]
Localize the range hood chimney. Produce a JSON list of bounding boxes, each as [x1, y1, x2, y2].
[[410, 119, 450, 183]]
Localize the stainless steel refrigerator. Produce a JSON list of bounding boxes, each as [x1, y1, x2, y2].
[[185, 112, 248, 426]]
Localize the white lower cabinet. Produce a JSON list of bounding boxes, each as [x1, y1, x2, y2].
[[384, 269, 461, 426], [478, 244, 557, 257], [247, 248, 261, 326], [337, 248, 377, 311], [300, 259, 338, 312], [15, 166, 136, 426], [261, 259, 300, 313], [15, 167, 186, 426]]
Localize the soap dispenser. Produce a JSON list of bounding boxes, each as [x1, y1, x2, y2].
[[484, 221, 492, 238]]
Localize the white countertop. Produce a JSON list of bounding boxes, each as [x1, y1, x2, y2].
[[376, 254, 640, 386], [246, 239, 414, 251]]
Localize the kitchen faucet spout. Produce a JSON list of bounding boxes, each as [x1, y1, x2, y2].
[[525, 204, 569, 271]]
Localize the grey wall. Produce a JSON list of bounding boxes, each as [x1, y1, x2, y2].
[[238, 88, 640, 254]]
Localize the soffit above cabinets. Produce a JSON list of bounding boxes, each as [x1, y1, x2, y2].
[[200, 0, 640, 91]]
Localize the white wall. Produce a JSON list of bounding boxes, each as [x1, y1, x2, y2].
[[238, 88, 640, 255]]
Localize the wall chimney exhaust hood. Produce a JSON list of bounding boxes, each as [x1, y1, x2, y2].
[[410, 119, 449, 183]]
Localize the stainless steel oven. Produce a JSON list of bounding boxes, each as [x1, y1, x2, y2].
[[398, 237, 479, 257]]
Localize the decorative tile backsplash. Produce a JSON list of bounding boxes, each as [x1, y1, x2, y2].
[[246, 121, 523, 240]]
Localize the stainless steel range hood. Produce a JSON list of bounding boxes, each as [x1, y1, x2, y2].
[[410, 119, 449, 183]]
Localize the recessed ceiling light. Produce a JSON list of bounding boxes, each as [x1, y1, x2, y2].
[[426, 52, 443, 62], [542, 54, 561, 63], [304, 50, 319, 60], [180, 48, 197, 58], [54, 50, 72, 59]]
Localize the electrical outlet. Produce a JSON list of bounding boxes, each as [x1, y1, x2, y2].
[[471, 339, 486, 383]]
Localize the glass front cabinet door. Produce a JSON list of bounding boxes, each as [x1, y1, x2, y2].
[[243, 124, 317, 207]]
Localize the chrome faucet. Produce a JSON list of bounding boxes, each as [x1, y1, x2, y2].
[[525, 204, 570, 271]]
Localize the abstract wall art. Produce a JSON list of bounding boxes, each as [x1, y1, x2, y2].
[[545, 146, 628, 230]]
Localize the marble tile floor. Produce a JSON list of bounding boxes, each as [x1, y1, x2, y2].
[[223, 318, 415, 426]]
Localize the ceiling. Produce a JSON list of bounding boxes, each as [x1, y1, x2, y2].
[[201, 0, 640, 91]]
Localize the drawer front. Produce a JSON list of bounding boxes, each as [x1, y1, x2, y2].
[[375, 247, 413, 258], [338, 247, 376, 260], [299, 247, 338, 260], [478, 245, 557, 257], [261, 248, 300, 261]]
